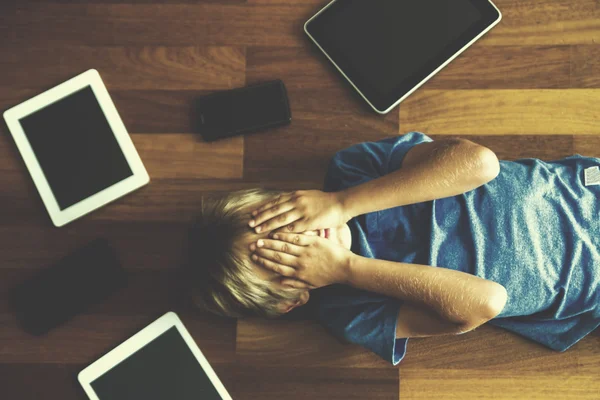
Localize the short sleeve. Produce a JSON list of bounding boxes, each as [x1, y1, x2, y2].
[[323, 132, 434, 192], [310, 284, 409, 366]]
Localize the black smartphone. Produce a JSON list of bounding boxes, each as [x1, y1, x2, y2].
[[194, 80, 292, 142], [9, 238, 127, 336]]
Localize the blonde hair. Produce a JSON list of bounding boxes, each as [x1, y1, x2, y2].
[[186, 188, 306, 319]]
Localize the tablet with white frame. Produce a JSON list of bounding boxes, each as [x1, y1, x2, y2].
[[3, 69, 149, 227], [305, 0, 502, 114], [78, 312, 233, 400]]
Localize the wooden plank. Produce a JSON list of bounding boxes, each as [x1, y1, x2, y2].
[[573, 135, 600, 156], [0, 89, 205, 134], [0, 177, 321, 225], [426, 134, 576, 161], [215, 365, 399, 400], [399, 324, 600, 372], [400, 369, 600, 400], [132, 134, 243, 179], [399, 90, 600, 135], [1, 136, 589, 226], [248, 45, 572, 90], [485, 0, 600, 46], [0, 46, 245, 91], [0, 2, 322, 46], [2, 87, 396, 135], [0, 269, 185, 315], [0, 364, 85, 400], [236, 318, 390, 368], [0, 363, 399, 400], [0, 133, 243, 180], [571, 45, 600, 88], [0, 221, 186, 270], [246, 132, 578, 182], [0, 311, 235, 364], [2, 1, 600, 47], [243, 113, 399, 181]]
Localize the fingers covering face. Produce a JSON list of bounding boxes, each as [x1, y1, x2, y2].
[[251, 253, 297, 277], [269, 232, 316, 246], [253, 247, 299, 268], [251, 237, 304, 256]]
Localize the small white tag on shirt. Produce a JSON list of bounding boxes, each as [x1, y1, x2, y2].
[[584, 166, 600, 186]]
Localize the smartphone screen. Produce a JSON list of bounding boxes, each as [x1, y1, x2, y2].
[[195, 80, 291, 141], [9, 238, 127, 335]]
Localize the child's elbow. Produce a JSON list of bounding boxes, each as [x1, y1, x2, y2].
[[485, 284, 508, 319], [478, 147, 501, 182], [460, 284, 508, 333]]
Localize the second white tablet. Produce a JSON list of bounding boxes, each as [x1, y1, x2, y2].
[[78, 312, 233, 400], [3, 69, 149, 227]]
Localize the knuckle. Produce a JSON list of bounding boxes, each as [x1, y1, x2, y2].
[[271, 205, 279, 212], [278, 215, 287, 222], [287, 224, 295, 231], [274, 252, 282, 261], [281, 244, 289, 252], [293, 235, 300, 244]]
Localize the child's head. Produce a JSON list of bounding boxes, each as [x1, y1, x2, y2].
[[186, 188, 309, 319]]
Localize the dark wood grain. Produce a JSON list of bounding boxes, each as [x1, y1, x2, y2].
[[1, 0, 599, 399], [0, 46, 246, 90]]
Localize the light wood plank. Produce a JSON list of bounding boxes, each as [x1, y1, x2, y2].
[[399, 90, 600, 135], [400, 369, 600, 400], [485, 0, 600, 46]]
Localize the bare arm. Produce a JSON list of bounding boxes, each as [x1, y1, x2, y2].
[[345, 254, 508, 334], [339, 138, 500, 219]]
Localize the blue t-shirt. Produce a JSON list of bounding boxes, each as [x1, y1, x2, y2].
[[309, 132, 600, 366]]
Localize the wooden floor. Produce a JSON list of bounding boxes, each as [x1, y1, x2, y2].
[[1, 1, 599, 399]]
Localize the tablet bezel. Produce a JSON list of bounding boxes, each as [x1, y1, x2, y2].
[[305, 0, 502, 114], [78, 312, 233, 400], [3, 69, 150, 227]]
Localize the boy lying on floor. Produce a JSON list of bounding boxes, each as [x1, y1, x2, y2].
[[186, 132, 599, 365]]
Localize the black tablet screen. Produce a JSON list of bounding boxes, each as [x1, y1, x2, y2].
[[90, 327, 224, 400], [309, 0, 489, 108], [18, 86, 133, 210]]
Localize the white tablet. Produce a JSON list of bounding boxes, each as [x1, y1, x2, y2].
[[3, 69, 149, 227], [78, 312, 233, 400]]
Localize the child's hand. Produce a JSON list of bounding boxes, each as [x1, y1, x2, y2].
[[249, 232, 353, 289], [248, 190, 350, 234]]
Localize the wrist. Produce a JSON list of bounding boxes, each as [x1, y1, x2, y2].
[[335, 189, 358, 221], [340, 251, 358, 286]]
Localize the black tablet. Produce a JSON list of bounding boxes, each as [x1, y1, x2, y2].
[[305, 0, 502, 114]]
